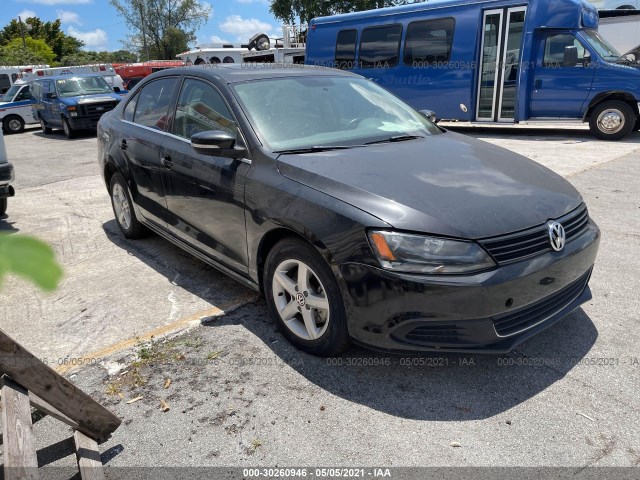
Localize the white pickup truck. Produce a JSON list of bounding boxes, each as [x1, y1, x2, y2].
[[0, 82, 36, 134]]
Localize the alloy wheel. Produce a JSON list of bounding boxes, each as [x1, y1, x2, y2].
[[271, 259, 330, 341], [112, 183, 131, 230]]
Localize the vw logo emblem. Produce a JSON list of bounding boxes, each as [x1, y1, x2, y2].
[[295, 292, 306, 307], [548, 222, 566, 252]]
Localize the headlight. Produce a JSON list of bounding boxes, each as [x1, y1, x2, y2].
[[368, 230, 496, 274]]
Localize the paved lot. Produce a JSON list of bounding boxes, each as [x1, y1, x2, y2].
[[1, 124, 639, 472]]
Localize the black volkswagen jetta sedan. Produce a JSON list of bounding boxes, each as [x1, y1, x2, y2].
[[97, 65, 600, 356]]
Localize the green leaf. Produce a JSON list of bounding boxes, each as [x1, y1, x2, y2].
[[0, 234, 63, 291]]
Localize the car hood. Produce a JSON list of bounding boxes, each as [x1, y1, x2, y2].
[[276, 131, 583, 239]]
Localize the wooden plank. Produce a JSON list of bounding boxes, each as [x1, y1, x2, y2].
[[73, 430, 105, 480], [1, 376, 39, 480], [0, 328, 121, 439], [0, 390, 82, 432]]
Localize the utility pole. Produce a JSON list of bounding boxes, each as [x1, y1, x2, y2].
[[18, 16, 27, 49]]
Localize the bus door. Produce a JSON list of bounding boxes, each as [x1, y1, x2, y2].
[[476, 6, 527, 122]]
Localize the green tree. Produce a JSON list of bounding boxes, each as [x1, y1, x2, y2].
[[0, 37, 55, 66], [270, 0, 420, 25], [0, 17, 84, 63], [109, 0, 210, 60]]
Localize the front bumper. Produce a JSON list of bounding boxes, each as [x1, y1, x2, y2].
[[68, 116, 101, 130], [0, 162, 15, 198], [338, 219, 600, 354]]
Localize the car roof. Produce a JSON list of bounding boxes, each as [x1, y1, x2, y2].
[[150, 64, 360, 83]]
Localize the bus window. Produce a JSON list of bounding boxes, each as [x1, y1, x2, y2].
[[360, 24, 402, 68], [335, 29, 357, 69], [543, 34, 589, 67], [404, 18, 455, 66]]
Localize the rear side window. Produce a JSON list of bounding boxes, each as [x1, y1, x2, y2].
[[404, 18, 455, 66], [133, 77, 178, 130], [360, 24, 402, 68], [123, 91, 139, 122], [335, 29, 357, 69]]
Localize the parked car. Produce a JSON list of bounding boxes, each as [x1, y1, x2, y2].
[[0, 82, 37, 134], [31, 74, 122, 139], [0, 129, 15, 216], [97, 66, 600, 356]]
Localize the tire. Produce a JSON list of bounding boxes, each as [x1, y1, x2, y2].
[[109, 172, 148, 239], [40, 116, 52, 135], [0, 198, 6, 216], [3, 115, 25, 134], [62, 117, 76, 139], [263, 238, 350, 356], [589, 100, 635, 140]]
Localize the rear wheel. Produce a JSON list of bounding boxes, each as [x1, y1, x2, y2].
[[263, 238, 350, 356], [62, 117, 75, 139], [589, 100, 635, 140], [109, 172, 148, 239], [0, 198, 6, 216], [40, 116, 52, 135], [3, 115, 25, 134]]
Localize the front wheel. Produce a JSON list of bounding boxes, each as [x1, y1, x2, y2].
[[3, 115, 25, 134], [263, 238, 350, 356], [109, 172, 148, 239], [0, 198, 6, 216], [62, 117, 75, 139], [589, 100, 635, 140]]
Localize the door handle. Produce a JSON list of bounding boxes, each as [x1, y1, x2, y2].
[[534, 79, 542, 89], [161, 155, 173, 169], [120, 139, 127, 150]]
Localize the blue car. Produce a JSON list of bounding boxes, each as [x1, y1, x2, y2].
[[31, 74, 122, 139]]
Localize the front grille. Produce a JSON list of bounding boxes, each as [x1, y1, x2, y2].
[[404, 324, 461, 344], [492, 270, 591, 337], [479, 204, 589, 264], [79, 101, 118, 119]]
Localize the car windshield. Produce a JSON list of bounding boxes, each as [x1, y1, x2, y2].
[[582, 30, 621, 62], [232, 76, 442, 152], [1, 84, 21, 101], [55, 76, 113, 97]]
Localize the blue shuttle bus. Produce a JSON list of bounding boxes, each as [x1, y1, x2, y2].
[[305, 0, 640, 140]]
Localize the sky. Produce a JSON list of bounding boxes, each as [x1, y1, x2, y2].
[[1, 0, 282, 54]]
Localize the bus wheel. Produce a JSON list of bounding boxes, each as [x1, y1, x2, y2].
[[589, 100, 635, 140], [3, 115, 24, 134]]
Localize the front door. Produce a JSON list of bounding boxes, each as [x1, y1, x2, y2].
[[162, 77, 250, 274], [529, 33, 595, 118], [476, 7, 527, 122]]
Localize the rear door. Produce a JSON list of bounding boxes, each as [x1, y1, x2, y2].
[[529, 33, 595, 118], [161, 77, 251, 274], [119, 76, 179, 227]]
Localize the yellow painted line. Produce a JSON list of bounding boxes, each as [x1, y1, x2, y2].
[[55, 293, 258, 375]]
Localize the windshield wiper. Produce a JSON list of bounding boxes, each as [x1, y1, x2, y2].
[[365, 134, 424, 145], [273, 145, 363, 154]]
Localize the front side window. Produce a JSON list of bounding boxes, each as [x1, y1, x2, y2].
[[55, 76, 113, 97], [543, 34, 590, 67], [335, 29, 357, 69], [133, 77, 178, 130], [404, 18, 455, 66], [233, 75, 441, 151], [360, 24, 402, 68], [172, 78, 237, 139]]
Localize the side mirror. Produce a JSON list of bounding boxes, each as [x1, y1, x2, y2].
[[563, 46, 578, 67], [419, 109, 439, 124], [113, 87, 121, 93], [45, 92, 58, 100], [191, 130, 247, 158]]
